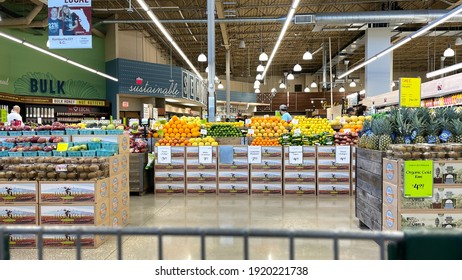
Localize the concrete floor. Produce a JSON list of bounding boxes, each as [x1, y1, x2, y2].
[[9, 194, 383, 260]]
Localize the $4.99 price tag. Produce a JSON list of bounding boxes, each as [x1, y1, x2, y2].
[[157, 146, 172, 164], [198, 146, 213, 164], [289, 146, 303, 164], [404, 160, 433, 198], [248, 146, 262, 164]]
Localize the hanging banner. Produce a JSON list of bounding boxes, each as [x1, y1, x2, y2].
[[48, 0, 92, 49], [399, 77, 421, 107]]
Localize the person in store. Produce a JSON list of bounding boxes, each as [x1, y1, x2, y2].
[[61, 5, 79, 36], [346, 107, 355, 117], [7, 105, 24, 127], [279, 104, 292, 123], [48, 6, 63, 36]]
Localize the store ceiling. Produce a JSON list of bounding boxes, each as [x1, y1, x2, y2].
[[1, 0, 462, 84]]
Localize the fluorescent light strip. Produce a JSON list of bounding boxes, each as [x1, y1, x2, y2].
[[139, 1, 203, 80], [339, 5, 462, 79], [136, 0, 150, 11], [0, 31, 118, 82], [426, 61, 462, 78], [261, 0, 300, 79]]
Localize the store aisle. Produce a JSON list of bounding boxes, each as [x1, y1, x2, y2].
[[10, 195, 382, 260]]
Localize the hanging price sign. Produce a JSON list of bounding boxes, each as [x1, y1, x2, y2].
[[248, 146, 262, 164], [289, 146, 303, 164], [200, 129, 207, 135], [335, 146, 351, 164], [157, 146, 172, 164], [199, 146, 213, 164]]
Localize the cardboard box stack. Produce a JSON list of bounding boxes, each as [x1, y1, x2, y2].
[[186, 146, 218, 194], [218, 146, 249, 194], [316, 146, 351, 195], [0, 182, 39, 248], [250, 146, 283, 195], [154, 146, 186, 194], [351, 146, 356, 194], [109, 151, 130, 228], [283, 146, 316, 195]]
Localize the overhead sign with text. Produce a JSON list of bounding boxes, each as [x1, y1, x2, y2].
[[48, 0, 92, 49], [399, 77, 421, 107]]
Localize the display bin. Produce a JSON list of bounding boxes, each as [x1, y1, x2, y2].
[[129, 153, 148, 195], [186, 146, 218, 194], [81, 150, 96, 157], [8, 152, 22, 157], [0, 182, 38, 203], [36, 131, 51, 136], [87, 142, 101, 150], [79, 129, 93, 135], [102, 142, 119, 153], [0, 151, 8, 157], [154, 147, 186, 194], [93, 130, 107, 135], [52, 151, 66, 157], [21, 131, 35, 136], [0, 131, 8, 136], [283, 146, 317, 195], [66, 151, 81, 157], [106, 130, 124, 135], [22, 151, 37, 157], [38, 151, 52, 156], [51, 130, 65, 136], [218, 146, 249, 194], [65, 129, 79, 135], [8, 131, 22, 137]]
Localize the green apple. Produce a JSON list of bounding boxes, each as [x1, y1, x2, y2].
[[107, 124, 115, 130]]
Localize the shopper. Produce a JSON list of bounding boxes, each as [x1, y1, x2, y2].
[[48, 7, 63, 36], [7, 105, 24, 127], [61, 5, 79, 36], [279, 104, 292, 123]]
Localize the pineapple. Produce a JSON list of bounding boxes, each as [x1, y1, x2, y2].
[[358, 119, 371, 148], [378, 117, 393, 151], [369, 118, 381, 150], [443, 107, 458, 143], [426, 117, 441, 144], [451, 119, 462, 143], [411, 113, 426, 144], [395, 108, 414, 144]]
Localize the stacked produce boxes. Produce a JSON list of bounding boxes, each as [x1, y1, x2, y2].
[[154, 146, 186, 194], [186, 146, 218, 194], [283, 146, 316, 195], [317, 146, 351, 195], [217, 146, 249, 194], [250, 146, 283, 195], [109, 151, 130, 228]]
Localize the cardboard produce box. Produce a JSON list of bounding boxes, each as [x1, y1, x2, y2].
[[0, 204, 38, 225], [154, 146, 186, 160], [8, 234, 37, 248], [155, 171, 185, 183], [112, 208, 129, 227], [109, 155, 121, 177], [186, 171, 217, 184], [383, 158, 400, 186], [251, 183, 282, 194], [284, 183, 316, 195], [154, 183, 185, 194], [434, 160, 462, 185], [283, 159, 316, 171], [383, 181, 398, 208], [250, 171, 282, 183], [317, 159, 350, 172], [218, 183, 249, 194], [218, 159, 249, 171], [283, 171, 316, 184], [43, 228, 109, 248], [251, 159, 283, 171], [382, 203, 398, 231], [186, 146, 217, 158], [154, 159, 186, 170], [283, 146, 316, 159], [400, 211, 462, 230], [186, 183, 217, 194], [0, 182, 38, 204], [119, 153, 129, 171], [260, 146, 283, 159], [109, 188, 130, 217], [317, 171, 350, 184], [317, 183, 350, 195], [316, 146, 338, 159], [40, 203, 109, 225], [400, 186, 462, 210], [218, 171, 249, 183], [40, 179, 109, 204]]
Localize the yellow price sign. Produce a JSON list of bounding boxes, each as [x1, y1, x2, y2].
[[56, 143, 69, 152], [399, 77, 421, 107], [404, 160, 433, 198]]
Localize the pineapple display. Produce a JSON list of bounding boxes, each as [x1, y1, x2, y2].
[[451, 119, 462, 143], [368, 117, 380, 150], [442, 107, 458, 143], [395, 108, 414, 144], [378, 117, 393, 151]]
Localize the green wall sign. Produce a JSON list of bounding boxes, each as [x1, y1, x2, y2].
[[0, 29, 106, 100], [404, 160, 433, 198]]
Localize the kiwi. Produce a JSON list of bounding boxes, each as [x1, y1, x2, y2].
[[83, 165, 90, 172], [78, 158, 85, 164], [64, 158, 73, 164], [58, 172, 68, 179], [5, 171, 14, 179], [26, 165, 34, 172], [89, 164, 99, 172], [96, 170, 104, 178], [47, 172, 57, 179], [84, 158, 92, 164], [21, 173, 29, 179], [14, 166, 21, 173], [0, 171, 5, 178], [70, 158, 78, 164], [67, 172, 77, 180], [37, 171, 46, 179], [56, 158, 65, 164], [91, 158, 99, 164], [87, 172, 98, 179], [67, 165, 76, 172], [76, 165, 84, 172], [80, 172, 88, 180], [47, 165, 56, 172], [28, 171, 37, 179]]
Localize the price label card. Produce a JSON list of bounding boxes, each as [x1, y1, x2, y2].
[[404, 160, 433, 198], [245, 119, 252, 125], [200, 129, 207, 135], [335, 146, 351, 164], [248, 129, 255, 135], [264, 115, 269, 118], [289, 146, 303, 164], [248, 146, 262, 164], [37, 117, 42, 125], [199, 146, 213, 164], [55, 164, 68, 172], [291, 119, 299, 125], [56, 143, 69, 152], [293, 128, 301, 136], [157, 146, 172, 164], [343, 129, 351, 133]]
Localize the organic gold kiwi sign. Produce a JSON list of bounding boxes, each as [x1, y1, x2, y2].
[[404, 160, 433, 198], [399, 77, 421, 108]]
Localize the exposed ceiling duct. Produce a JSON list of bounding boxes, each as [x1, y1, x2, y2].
[[0, 0, 43, 27]]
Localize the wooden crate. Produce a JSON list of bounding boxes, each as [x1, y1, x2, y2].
[[356, 148, 385, 230], [129, 153, 149, 195]]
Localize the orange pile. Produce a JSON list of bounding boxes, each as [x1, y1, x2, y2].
[[155, 138, 191, 146], [162, 116, 200, 138], [247, 116, 289, 138], [251, 137, 281, 146]]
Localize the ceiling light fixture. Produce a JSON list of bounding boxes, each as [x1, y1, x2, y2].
[[303, 50, 312, 60], [205, 66, 209, 73], [198, 53, 207, 62], [338, 4, 462, 79], [287, 72, 295, 80], [136, 0, 203, 80], [339, 86, 345, 93], [260, 0, 301, 79], [256, 63, 265, 72], [444, 44, 455, 57], [271, 88, 277, 94], [349, 80, 357, 87], [279, 82, 286, 89], [304, 86, 310, 92], [0, 32, 118, 81], [259, 49, 268, 61], [239, 40, 246, 49], [456, 37, 462, 46], [293, 63, 302, 72], [426, 61, 462, 78], [310, 81, 317, 88], [218, 82, 224, 89], [391, 81, 396, 87], [255, 88, 261, 93], [256, 73, 263, 80], [254, 80, 261, 87]]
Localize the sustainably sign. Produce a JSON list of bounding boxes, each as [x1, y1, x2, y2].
[[399, 77, 421, 107], [404, 160, 433, 197]]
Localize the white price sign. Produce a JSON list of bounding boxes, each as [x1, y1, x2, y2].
[[245, 119, 252, 125], [291, 119, 299, 125], [200, 129, 207, 135], [264, 115, 269, 118], [55, 164, 68, 172], [157, 146, 172, 164], [335, 146, 351, 164], [248, 129, 255, 135], [289, 146, 303, 165], [293, 128, 301, 136], [248, 146, 262, 164], [199, 146, 213, 164]]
